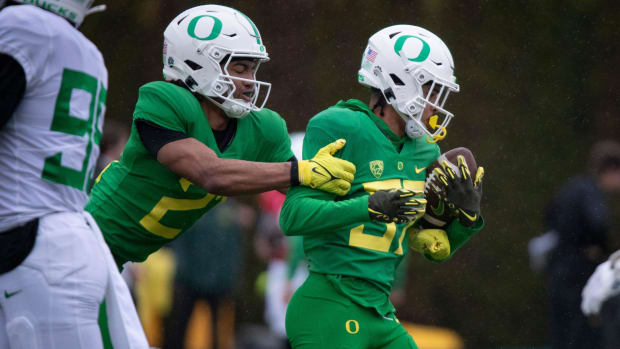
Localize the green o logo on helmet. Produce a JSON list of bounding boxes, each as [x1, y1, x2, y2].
[[394, 35, 430, 62], [187, 15, 222, 41]]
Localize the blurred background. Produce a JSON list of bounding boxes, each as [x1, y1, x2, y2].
[[81, 0, 620, 348]]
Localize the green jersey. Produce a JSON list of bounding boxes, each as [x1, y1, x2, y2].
[[86, 81, 293, 264], [280, 99, 483, 316]]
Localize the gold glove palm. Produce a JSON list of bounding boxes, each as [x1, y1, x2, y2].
[[409, 228, 451, 260]]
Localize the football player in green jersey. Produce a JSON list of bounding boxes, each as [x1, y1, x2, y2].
[[87, 4, 357, 267], [280, 25, 485, 348], [85, 5, 358, 348]]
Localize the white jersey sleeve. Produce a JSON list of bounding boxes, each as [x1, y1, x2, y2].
[[0, 5, 108, 232]]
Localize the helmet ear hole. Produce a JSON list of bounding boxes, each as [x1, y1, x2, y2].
[[383, 88, 396, 102], [389, 74, 405, 86], [184, 60, 203, 71], [185, 76, 198, 89]]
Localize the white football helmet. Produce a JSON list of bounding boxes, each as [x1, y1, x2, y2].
[[9, 0, 105, 27], [358, 25, 459, 141], [163, 5, 271, 119]]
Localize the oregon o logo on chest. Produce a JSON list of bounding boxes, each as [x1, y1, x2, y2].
[[369, 160, 384, 179], [345, 320, 360, 334]]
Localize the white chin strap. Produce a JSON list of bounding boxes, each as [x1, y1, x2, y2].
[[207, 97, 252, 119], [405, 119, 426, 139], [395, 108, 425, 139], [221, 98, 252, 119]]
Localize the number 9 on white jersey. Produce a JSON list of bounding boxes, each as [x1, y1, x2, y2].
[[0, 5, 108, 231]]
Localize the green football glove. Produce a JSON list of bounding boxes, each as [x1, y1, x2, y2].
[[368, 189, 426, 224], [433, 155, 484, 227], [295, 139, 356, 196], [409, 228, 451, 260]]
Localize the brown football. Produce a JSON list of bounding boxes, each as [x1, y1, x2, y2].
[[422, 147, 477, 228]]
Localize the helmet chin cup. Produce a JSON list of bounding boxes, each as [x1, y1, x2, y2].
[[405, 119, 426, 139], [221, 98, 251, 119], [207, 96, 252, 119], [399, 100, 425, 139]]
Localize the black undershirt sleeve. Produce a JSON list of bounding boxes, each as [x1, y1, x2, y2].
[[134, 118, 189, 157], [0, 53, 27, 130]]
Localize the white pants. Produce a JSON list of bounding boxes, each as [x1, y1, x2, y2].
[[0, 212, 148, 349]]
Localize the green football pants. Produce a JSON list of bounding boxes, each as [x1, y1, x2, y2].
[[285, 272, 418, 349]]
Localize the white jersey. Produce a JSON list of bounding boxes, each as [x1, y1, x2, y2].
[[0, 5, 107, 232]]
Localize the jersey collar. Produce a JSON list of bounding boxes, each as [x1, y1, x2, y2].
[[336, 99, 406, 150]]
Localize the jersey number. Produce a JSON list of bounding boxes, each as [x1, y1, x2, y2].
[[42, 69, 106, 191], [139, 178, 224, 239], [348, 179, 423, 255]]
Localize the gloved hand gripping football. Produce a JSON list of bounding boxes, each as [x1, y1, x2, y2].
[[295, 139, 356, 196], [368, 189, 426, 224], [433, 155, 484, 227]]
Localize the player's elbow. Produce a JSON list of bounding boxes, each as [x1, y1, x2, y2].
[[158, 138, 230, 194], [169, 154, 232, 195], [279, 200, 302, 236]]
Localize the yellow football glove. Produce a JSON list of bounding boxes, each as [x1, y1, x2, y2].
[[296, 139, 356, 196], [409, 228, 451, 260]]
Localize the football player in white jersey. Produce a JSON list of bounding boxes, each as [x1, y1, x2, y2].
[[0, 1, 148, 348]]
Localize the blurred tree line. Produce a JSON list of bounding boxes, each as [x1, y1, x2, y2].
[[82, 1, 620, 348]]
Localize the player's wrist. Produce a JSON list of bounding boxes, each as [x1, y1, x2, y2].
[[290, 160, 300, 187], [457, 208, 480, 227]]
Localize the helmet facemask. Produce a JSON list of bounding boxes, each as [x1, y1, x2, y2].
[[205, 50, 271, 119], [373, 60, 459, 142], [398, 66, 459, 142]]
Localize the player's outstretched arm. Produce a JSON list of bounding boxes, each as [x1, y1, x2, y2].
[[157, 137, 355, 196], [280, 185, 370, 236], [280, 187, 425, 237]]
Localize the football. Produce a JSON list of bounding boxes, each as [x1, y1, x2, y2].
[[422, 147, 477, 228]]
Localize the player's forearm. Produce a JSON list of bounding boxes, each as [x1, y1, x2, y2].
[[280, 187, 369, 236], [159, 138, 292, 195], [419, 218, 484, 264], [194, 157, 292, 196]]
